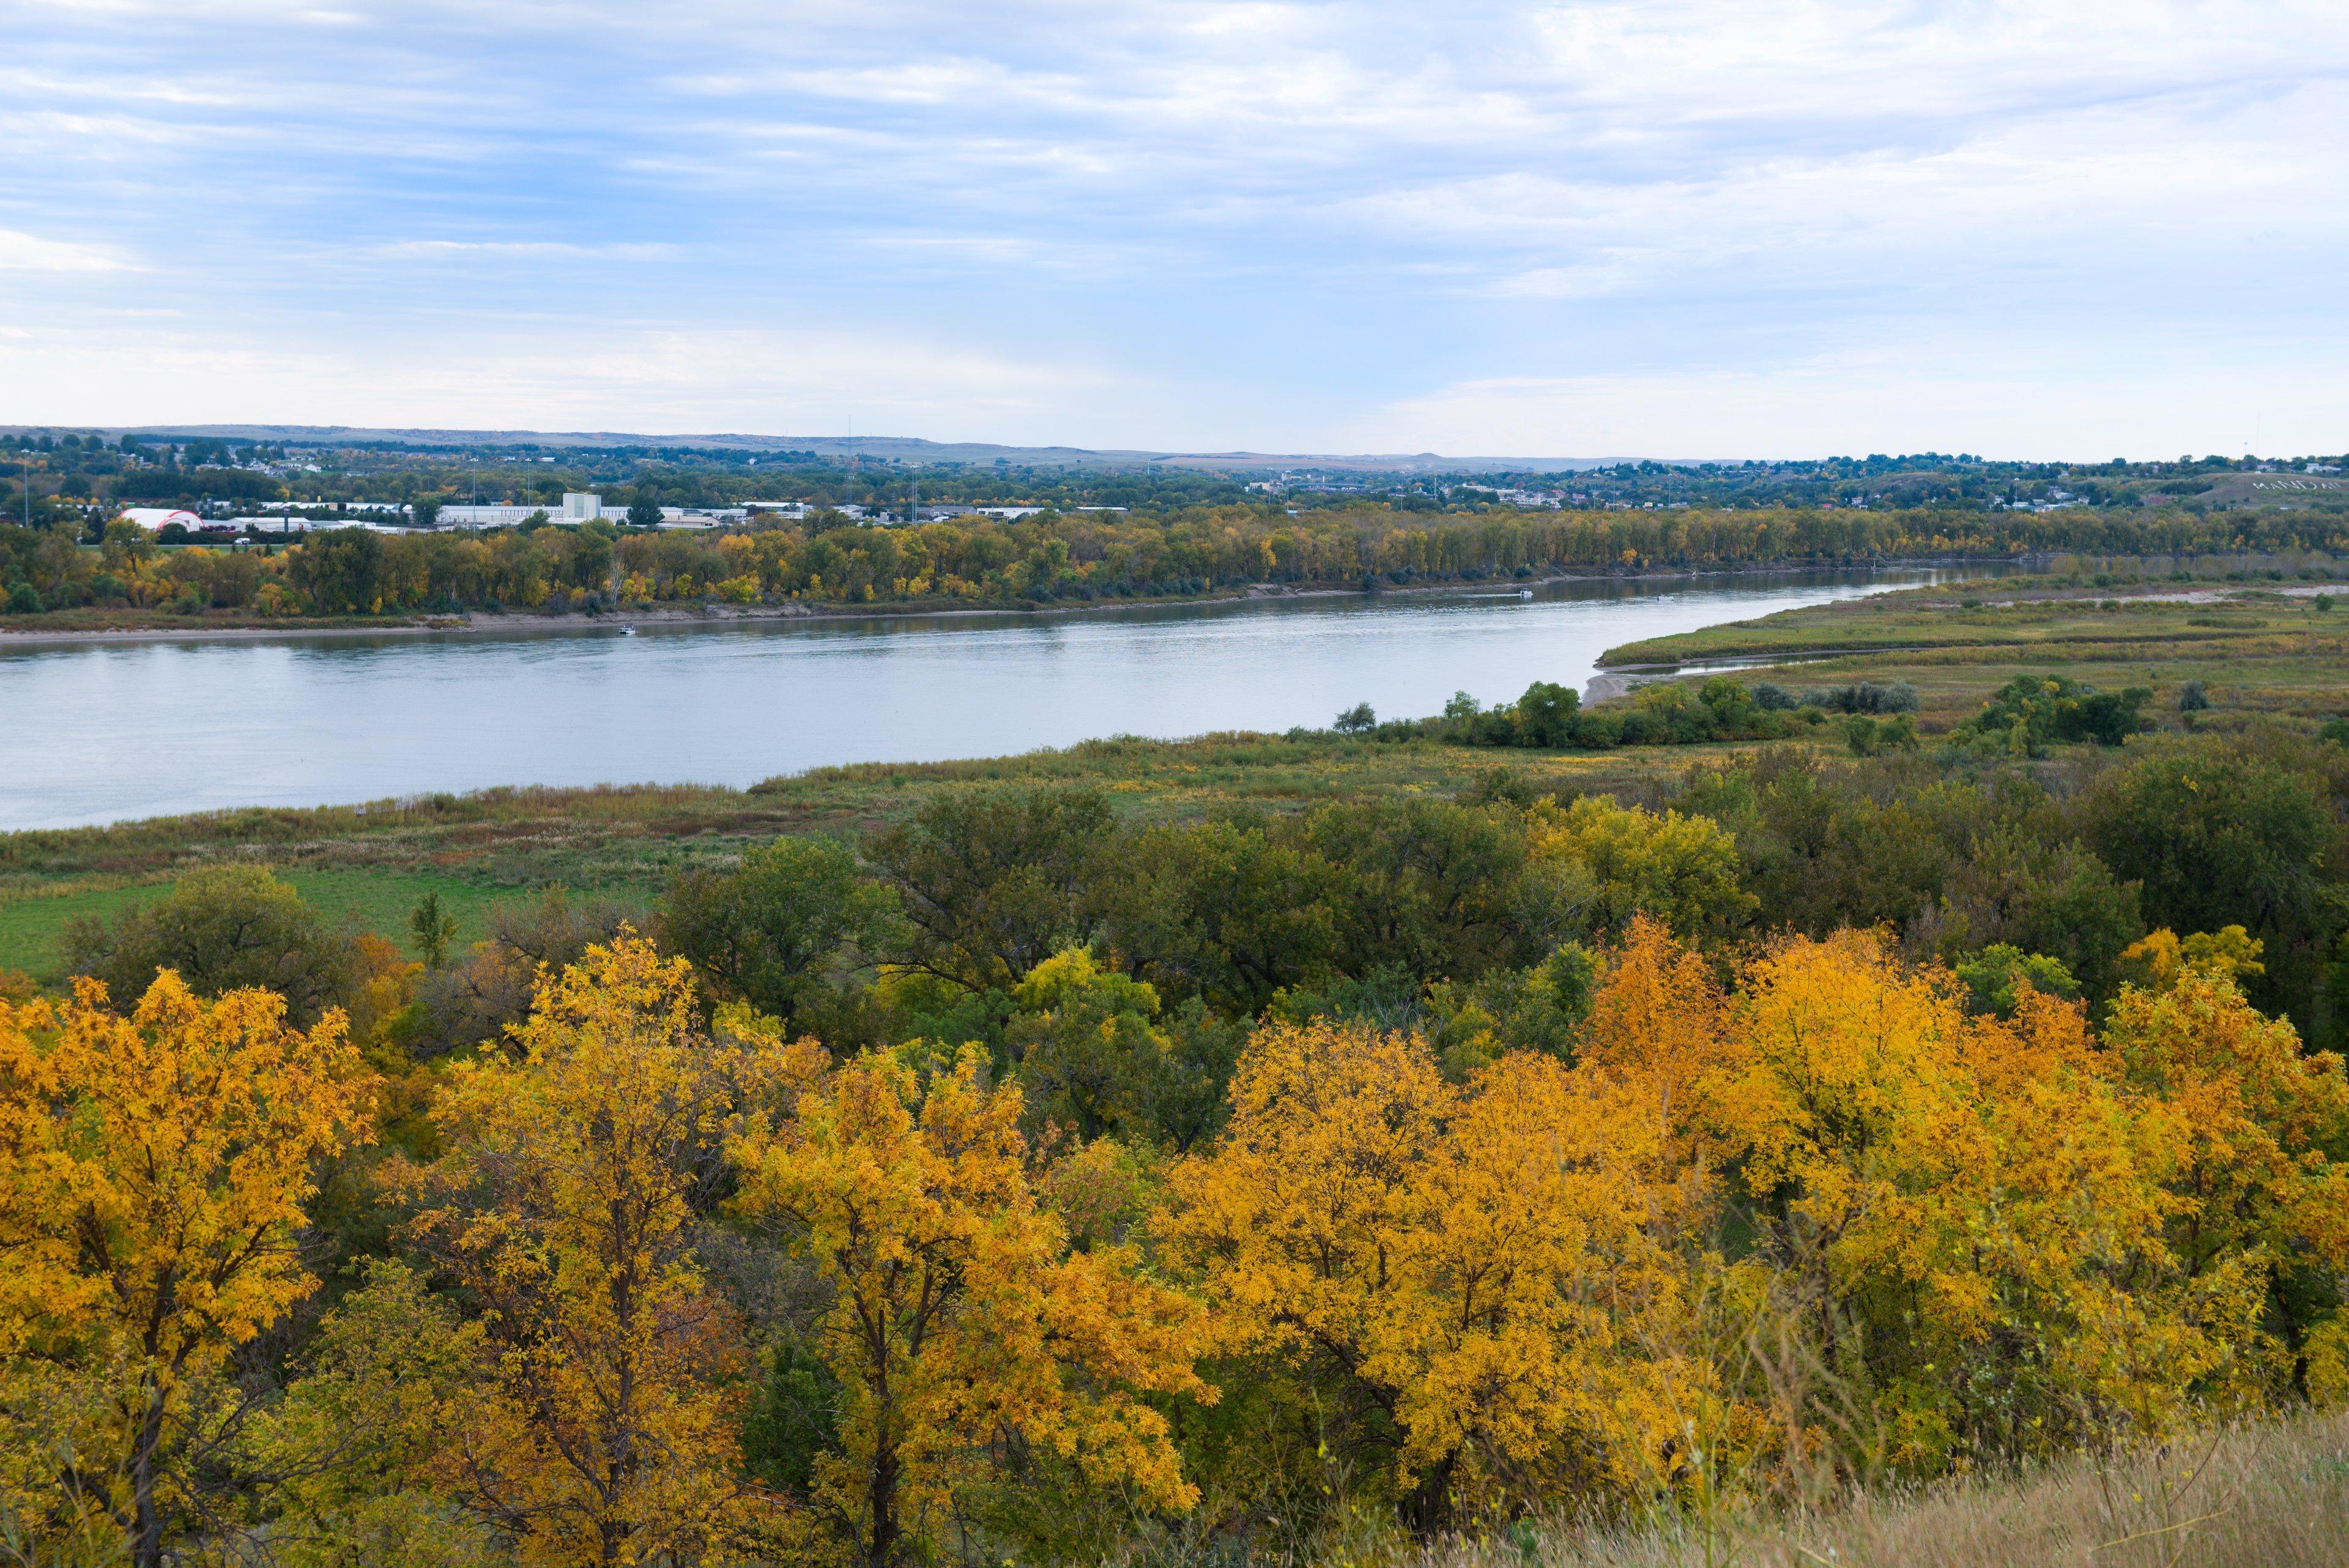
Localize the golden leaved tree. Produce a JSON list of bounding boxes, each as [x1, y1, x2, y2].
[[2102, 967, 2349, 1401], [0, 973, 374, 1568], [729, 1043, 1210, 1568], [1162, 1018, 1718, 1529], [1585, 921, 2312, 1473], [396, 935, 803, 1567]]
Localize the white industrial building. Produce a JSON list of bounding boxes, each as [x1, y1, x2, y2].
[[116, 507, 203, 532], [433, 494, 732, 528], [436, 504, 547, 527]]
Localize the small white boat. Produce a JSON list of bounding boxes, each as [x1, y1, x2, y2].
[[622, 623, 639, 636], [1518, 588, 1533, 600]]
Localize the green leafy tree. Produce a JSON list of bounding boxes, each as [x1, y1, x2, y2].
[[1302, 797, 1560, 985], [1512, 679, 1579, 746], [662, 836, 895, 1030], [1097, 814, 1339, 1014], [59, 865, 354, 1026], [239, 1261, 498, 1568], [409, 891, 461, 970], [1005, 948, 1169, 1142], [1530, 794, 1756, 941], [288, 527, 387, 614], [1952, 943, 2079, 1016], [2082, 740, 2342, 1027], [864, 789, 1115, 990]]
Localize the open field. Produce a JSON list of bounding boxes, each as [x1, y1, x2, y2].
[[0, 866, 510, 984], [1605, 578, 2349, 730]]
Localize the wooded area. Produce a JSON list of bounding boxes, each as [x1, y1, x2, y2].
[[4, 665, 2346, 1564]]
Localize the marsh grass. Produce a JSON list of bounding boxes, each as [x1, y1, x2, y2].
[[1603, 586, 2349, 732]]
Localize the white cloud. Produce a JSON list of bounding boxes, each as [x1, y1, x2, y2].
[[1354, 344, 2349, 463], [0, 319, 1147, 444], [0, 229, 137, 272]]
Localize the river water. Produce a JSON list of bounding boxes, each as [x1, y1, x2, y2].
[[0, 568, 1975, 830]]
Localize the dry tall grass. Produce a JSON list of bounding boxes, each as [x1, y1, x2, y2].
[[1389, 1411, 2349, 1568]]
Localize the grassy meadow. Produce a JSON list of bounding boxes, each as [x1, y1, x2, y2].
[[1604, 577, 2349, 729]]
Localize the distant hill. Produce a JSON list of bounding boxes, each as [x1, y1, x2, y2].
[[46, 424, 1627, 474]]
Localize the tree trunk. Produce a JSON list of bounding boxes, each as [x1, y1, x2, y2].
[[866, 1440, 900, 1568], [132, 1385, 167, 1568], [1404, 1451, 1458, 1537]]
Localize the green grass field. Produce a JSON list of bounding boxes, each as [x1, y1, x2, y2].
[[0, 867, 511, 983]]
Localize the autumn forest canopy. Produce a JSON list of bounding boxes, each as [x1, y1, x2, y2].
[[3, 712, 2348, 1567], [7, 496, 2349, 623]]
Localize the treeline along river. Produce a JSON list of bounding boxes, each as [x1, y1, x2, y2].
[[0, 568, 1972, 830]]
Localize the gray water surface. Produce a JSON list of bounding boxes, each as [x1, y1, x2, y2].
[[0, 568, 1969, 830]]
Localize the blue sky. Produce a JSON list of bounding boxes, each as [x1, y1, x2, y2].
[[3, 1, 2343, 458]]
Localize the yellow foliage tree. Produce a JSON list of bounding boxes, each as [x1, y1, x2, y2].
[[2102, 967, 2349, 1399], [1162, 1019, 1710, 1528], [1526, 796, 1756, 940], [0, 973, 374, 1568], [730, 1044, 1209, 1567], [1589, 924, 2281, 1470], [1582, 915, 1724, 1152], [2119, 924, 2268, 991], [398, 934, 804, 1566]]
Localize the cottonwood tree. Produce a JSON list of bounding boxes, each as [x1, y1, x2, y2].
[[1162, 1018, 1708, 1529], [730, 1043, 1209, 1567], [0, 973, 374, 1568], [397, 935, 798, 1566]]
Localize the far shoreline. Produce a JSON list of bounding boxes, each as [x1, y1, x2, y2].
[[0, 557, 1989, 650]]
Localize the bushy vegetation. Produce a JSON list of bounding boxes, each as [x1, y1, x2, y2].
[[4, 719, 2347, 1566], [1946, 673, 2154, 754], [1441, 677, 1807, 751]]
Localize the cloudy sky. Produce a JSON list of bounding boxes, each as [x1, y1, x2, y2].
[[3, 1, 2343, 458]]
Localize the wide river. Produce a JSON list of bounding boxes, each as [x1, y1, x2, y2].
[[1, 567, 1976, 830]]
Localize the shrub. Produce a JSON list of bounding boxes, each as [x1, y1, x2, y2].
[[57, 865, 355, 1025], [1948, 674, 2151, 756], [1800, 679, 1920, 715]]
